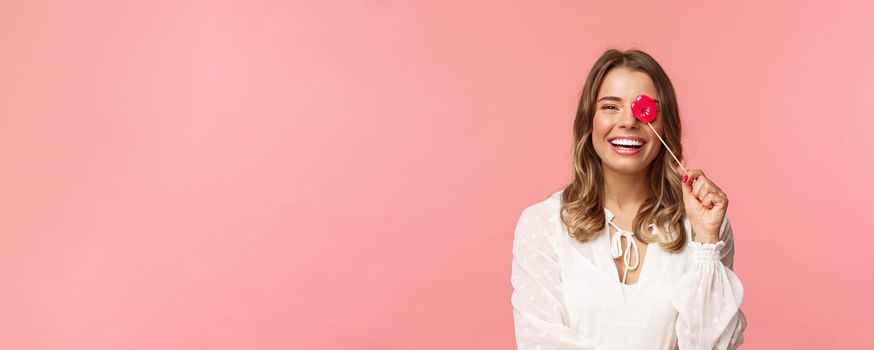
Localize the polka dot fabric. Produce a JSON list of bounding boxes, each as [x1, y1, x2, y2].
[[510, 190, 747, 349]]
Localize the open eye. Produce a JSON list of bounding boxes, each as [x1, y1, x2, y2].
[[601, 105, 619, 110]]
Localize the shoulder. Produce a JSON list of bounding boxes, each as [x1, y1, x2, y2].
[[514, 190, 563, 234], [518, 189, 563, 220], [513, 190, 565, 252], [549, 188, 563, 200]]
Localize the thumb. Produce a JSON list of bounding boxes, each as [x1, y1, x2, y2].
[[677, 164, 693, 198], [681, 172, 693, 198]]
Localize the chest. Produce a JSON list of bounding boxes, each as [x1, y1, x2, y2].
[[609, 223, 650, 286], [559, 229, 680, 344]]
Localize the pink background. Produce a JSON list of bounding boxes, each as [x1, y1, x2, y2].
[[1, 0, 872, 349]]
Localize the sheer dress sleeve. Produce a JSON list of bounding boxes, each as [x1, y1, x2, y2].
[[511, 206, 620, 350], [671, 216, 748, 349]]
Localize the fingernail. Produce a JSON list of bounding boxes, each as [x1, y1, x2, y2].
[[682, 174, 688, 183]]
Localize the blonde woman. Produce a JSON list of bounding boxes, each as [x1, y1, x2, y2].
[[510, 49, 747, 349]]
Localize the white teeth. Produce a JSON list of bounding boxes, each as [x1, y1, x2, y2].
[[610, 139, 644, 147]]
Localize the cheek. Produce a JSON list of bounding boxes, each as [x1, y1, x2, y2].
[[645, 122, 664, 154], [647, 119, 665, 138], [592, 115, 611, 138]]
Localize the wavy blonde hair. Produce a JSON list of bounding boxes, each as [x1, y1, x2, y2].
[[559, 49, 687, 252]]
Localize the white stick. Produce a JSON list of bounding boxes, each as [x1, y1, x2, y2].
[[646, 123, 687, 173]]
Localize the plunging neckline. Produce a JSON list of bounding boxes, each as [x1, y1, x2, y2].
[[603, 208, 659, 290]]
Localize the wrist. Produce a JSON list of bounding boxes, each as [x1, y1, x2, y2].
[[693, 230, 719, 243]]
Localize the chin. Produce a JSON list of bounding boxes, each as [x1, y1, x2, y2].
[[600, 152, 654, 174], [606, 162, 651, 175]]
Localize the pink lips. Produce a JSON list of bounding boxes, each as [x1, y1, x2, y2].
[[631, 95, 657, 123]]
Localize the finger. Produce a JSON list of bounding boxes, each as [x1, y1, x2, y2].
[[681, 169, 706, 204], [695, 180, 718, 200], [712, 192, 729, 209], [695, 174, 722, 193], [692, 176, 708, 198], [702, 192, 716, 209], [684, 169, 705, 184], [681, 170, 694, 197], [708, 192, 729, 209], [704, 174, 721, 189]]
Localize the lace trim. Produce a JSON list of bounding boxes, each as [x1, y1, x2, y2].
[[688, 240, 725, 261]]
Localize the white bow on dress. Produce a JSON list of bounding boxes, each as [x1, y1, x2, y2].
[[607, 221, 640, 285]]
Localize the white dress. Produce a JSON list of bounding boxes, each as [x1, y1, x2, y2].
[[511, 190, 747, 349]]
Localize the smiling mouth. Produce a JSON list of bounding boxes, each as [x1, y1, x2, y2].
[[608, 138, 646, 155], [608, 139, 646, 149]]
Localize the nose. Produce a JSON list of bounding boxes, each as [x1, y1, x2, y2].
[[617, 108, 640, 129]]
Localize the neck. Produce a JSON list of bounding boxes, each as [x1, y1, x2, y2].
[[602, 164, 653, 212]]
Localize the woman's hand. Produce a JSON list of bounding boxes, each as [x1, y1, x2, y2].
[[679, 167, 728, 243]]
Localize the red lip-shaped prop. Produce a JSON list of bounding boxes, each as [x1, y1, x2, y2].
[[631, 94, 657, 123], [631, 94, 688, 174]]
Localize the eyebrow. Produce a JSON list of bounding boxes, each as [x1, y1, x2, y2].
[[597, 96, 660, 104]]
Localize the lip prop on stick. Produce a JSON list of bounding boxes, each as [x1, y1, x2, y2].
[[630, 94, 687, 173]]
